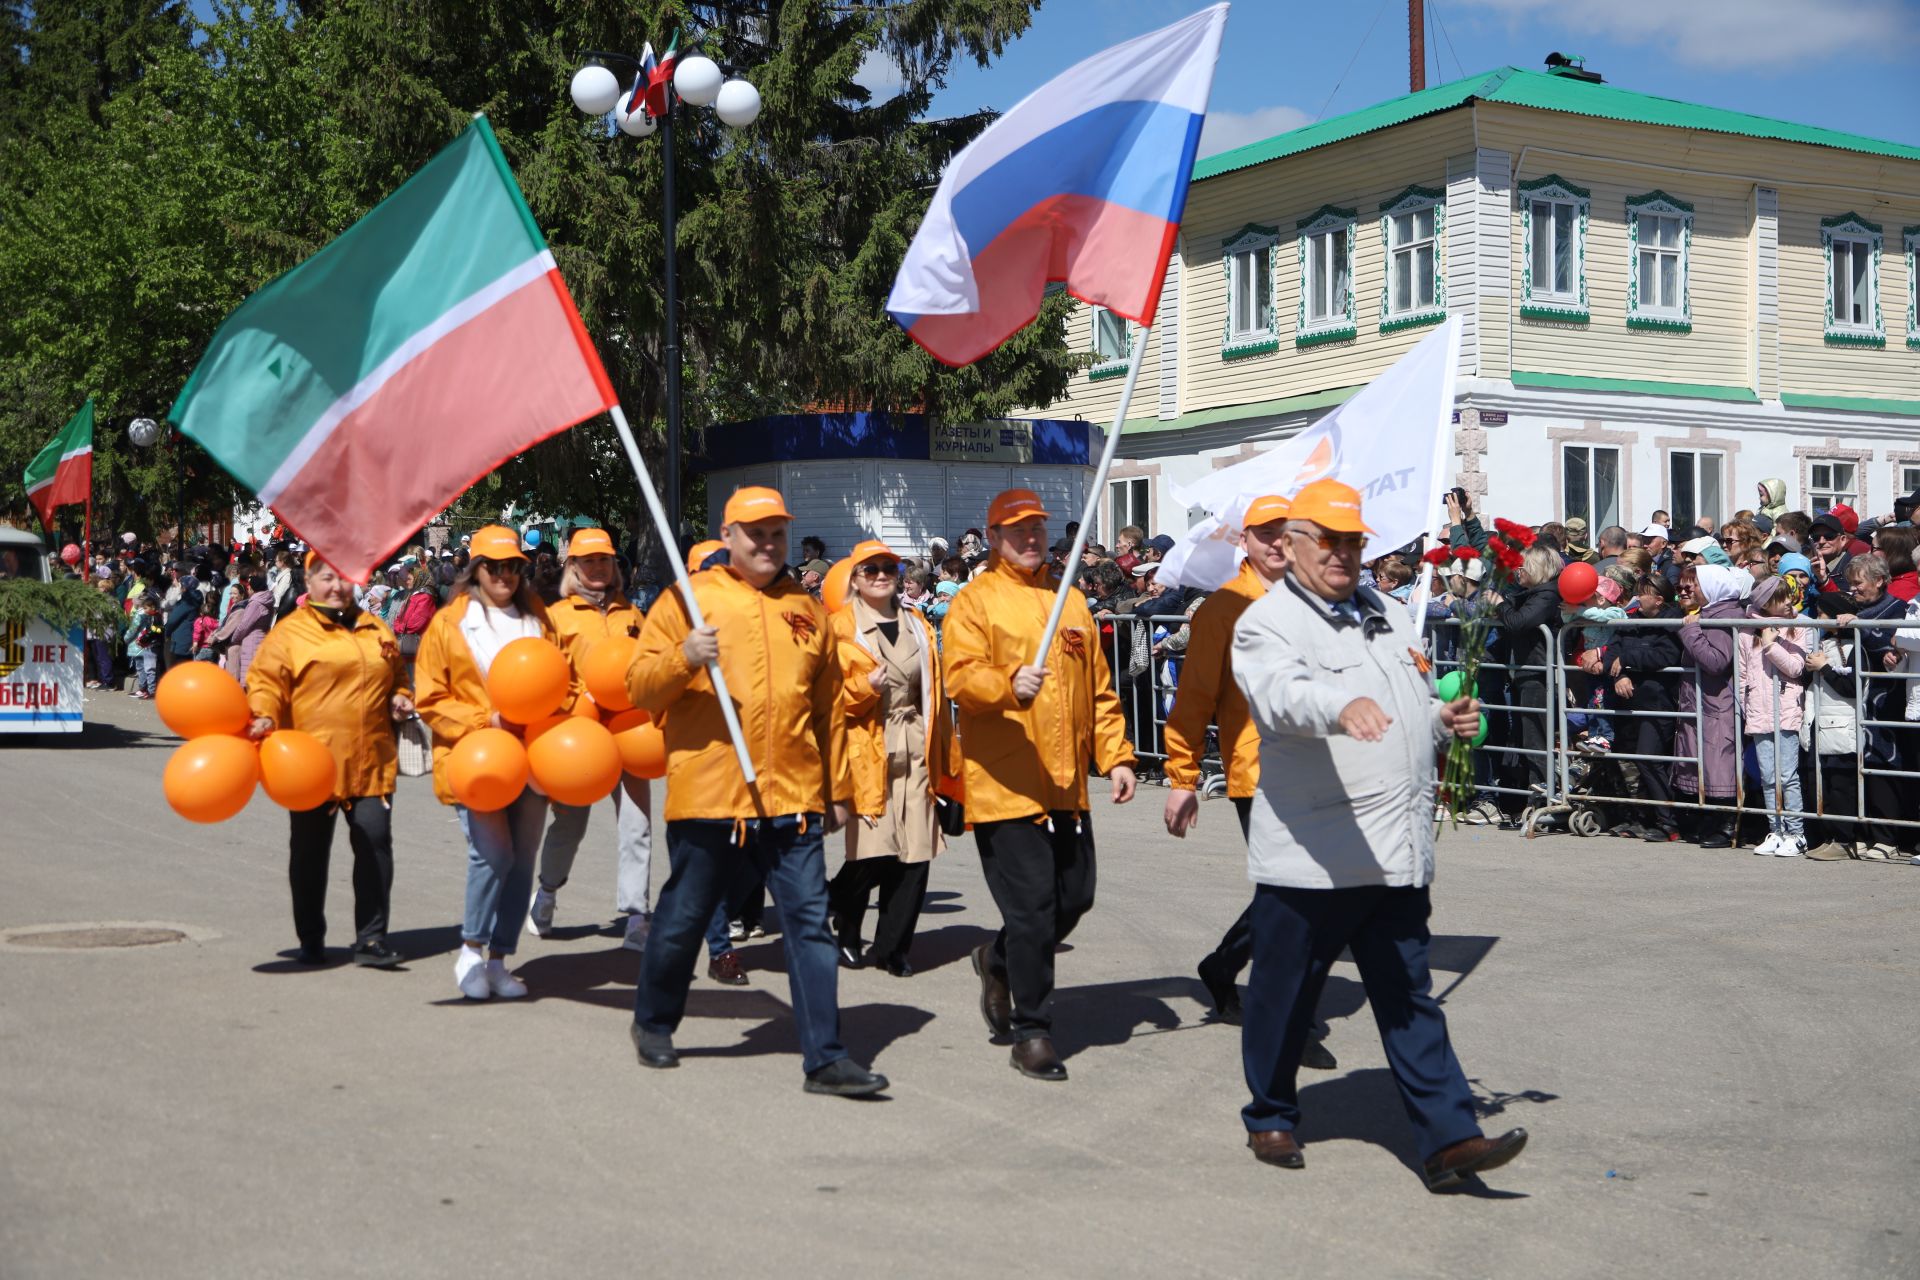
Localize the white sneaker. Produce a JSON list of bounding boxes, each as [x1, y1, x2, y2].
[[1752, 833, 1781, 856], [1773, 837, 1805, 858], [528, 888, 556, 937], [623, 913, 651, 952], [484, 959, 527, 999], [1908, 853, 1920, 866], [454, 947, 490, 1000], [1859, 843, 1896, 862]]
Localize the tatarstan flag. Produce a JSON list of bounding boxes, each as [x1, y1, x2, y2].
[[169, 115, 616, 582], [24, 399, 93, 531]]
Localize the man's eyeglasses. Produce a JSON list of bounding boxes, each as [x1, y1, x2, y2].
[[1287, 528, 1367, 553], [854, 561, 897, 579], [476, 558, 523, 576]]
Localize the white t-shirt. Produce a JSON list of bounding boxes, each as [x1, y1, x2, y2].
[[459, 600, 540, 678]]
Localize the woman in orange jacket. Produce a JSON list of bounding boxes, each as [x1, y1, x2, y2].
[[826, 539, 959, 977], [415, 525, 571, 1001], [245, 552, 413, 968]]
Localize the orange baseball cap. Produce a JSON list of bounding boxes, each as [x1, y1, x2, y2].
[[685, 538, 724, 574], [721, 486, 792, 525], [848, 538, 899, 566], [987, 488, 1050, 526], [1242, 494, 1293, 528], [1287, 479, 1373, 534], [469, 524, 528, 560], [567, 527, 616, 557]]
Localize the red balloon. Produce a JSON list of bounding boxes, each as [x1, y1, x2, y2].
[[258, 729, 336, 811], [60, 543, 82, 566], [526, 716, 624, 806], [163, 735, 260, 824], [1558, 561, 1599, 604]]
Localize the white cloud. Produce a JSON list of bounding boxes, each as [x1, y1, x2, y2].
[[1198, 104, 1313, 157], [854, 48, 907, 99], [1456, 0, 1920, 69]]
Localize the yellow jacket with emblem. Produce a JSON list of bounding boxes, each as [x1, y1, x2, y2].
[[1162, 560, 1267, 798], [941, 558, 1134, 823], [244, 603, 409, 801], [829, 603, 961, 818], [626, 566, 850, 821], [548, 590, 645, 679], [413, 593, 575, 805]]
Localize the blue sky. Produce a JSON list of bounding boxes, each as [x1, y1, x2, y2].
[[907, 0, 1920, 156]]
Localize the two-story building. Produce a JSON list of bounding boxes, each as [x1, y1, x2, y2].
[[1038, 59, 1920, 541]]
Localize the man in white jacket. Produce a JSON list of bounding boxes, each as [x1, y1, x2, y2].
[[1229, 478, 1529, 1191]]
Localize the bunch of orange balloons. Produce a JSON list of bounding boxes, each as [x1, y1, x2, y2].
[[158, 662, 336, 823]]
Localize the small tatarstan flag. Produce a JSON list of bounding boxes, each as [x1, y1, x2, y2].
[[169, 116, 616, 582], [23, 399, 93, 530]]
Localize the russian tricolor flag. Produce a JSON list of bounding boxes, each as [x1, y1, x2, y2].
[[888, 4, 1227, 368]]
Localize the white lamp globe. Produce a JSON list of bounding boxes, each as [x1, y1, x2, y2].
[[128, 417, 161, 448], [674, 54, 724, 107], [614, 96, 658, 137], [570, 64, 622, 116], [714, 79, 762, 128]]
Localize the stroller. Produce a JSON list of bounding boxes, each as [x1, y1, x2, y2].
[[1524, 746, 1639, 838]]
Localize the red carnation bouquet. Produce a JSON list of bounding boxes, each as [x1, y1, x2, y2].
[[1426, 518, 1535, 824]]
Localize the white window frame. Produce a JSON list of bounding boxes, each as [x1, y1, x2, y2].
[[1807, 459, 1859, 514], [1378, 185, 1446, 333], [1220, 223, 1279, 360], [1626, 191, 1693, 333], [1667, 449, 1725, 531], [1821, 213, 1884, 347], [1089, 306, 1132, 381], [1897, 461, 1920, 498], [1562, 444, 1621, 531], [1108, 476, 1149, 543], [1520, 174, 1591, 323], [1296, 204, 1357, 347], [1906, 226, 1919, 350]]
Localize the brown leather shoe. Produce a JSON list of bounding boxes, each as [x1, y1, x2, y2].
[[706, 949, 749, 986], [971, 942, 1012, 1037], [1423, 1128, 1528, 1190], [1009, 1036, 1067, 1081], [1247, 1130, 1305, 1169]]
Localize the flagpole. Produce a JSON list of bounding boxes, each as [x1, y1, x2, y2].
[[1032, 325, 1151, 665], [1409, 317, 1463, 641], [607, 403, 757, 786]]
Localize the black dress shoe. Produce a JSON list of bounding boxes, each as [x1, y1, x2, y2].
[[1698, 835, 1733, 849], [707, 950, 749, 985], [350, 939, 404, 968], [971, 942, 1012, 1037], [1247, 1130, 1305, 1169], [1643, 825, 1678, 842], [1010, 1037, 1068, 1081], [804, 1058, 889, 1097], [631, 1024, 680, 1070], [1301, 1035, 1338, 1071], [295, 944, 327, 966], [1423, 1127, 1528, 1190], [1197, 953, 1243, 1025], [884, 957, 914, 978], [837, 943, 864, 969]]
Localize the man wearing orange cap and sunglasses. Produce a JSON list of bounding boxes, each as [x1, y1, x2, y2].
[[625, 486, 887, 1097], [1229, 478, 1527, 1189], [943, 488, 1136, 1083]]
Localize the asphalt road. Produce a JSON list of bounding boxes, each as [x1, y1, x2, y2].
[[3, 691, 1917, 1279]]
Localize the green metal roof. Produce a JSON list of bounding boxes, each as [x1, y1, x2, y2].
[[1193, 65, 1920, 182]]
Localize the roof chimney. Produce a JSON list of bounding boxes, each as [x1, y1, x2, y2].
[[1544, 52, 1604, 83]]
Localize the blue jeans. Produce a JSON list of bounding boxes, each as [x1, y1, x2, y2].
[[458, 792, 550, 954], [1752, 731, 1804, 837], [634, 816, 845, 1074]]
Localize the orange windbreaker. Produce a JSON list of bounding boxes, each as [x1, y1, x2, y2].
[[413, 593, 575, 805], [941, 558, 1134, 823], [626, 566, 851, 822], [829, 604, 961, 816], [245, 604, 409, 801], [549, 591, 644, 692], [1162, 560, 1268, 797]]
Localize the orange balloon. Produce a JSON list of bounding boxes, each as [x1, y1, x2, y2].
[[523, 713, 572, 746], [155, 661, 251, 739], [447, 727, 530, 812], [526, 716, 623, 806], [821, 558, 854, 613], [486, 637, 570, 725], [607, 709, 666, 779], [580, 636, 637, 712], [258, 729, 336, 811], [163, 735, 260, 823]]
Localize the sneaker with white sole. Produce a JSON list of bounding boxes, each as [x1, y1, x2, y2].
[[1752, 832, 1782, 856], [1773, 836, 1805, 858], [527, 888, 556, 937], [1859, 843, 1897, 862], [454, 947, 490, 1000], [623, 913, 651, 952], [484, 959, 527, 999], [727, 918, 748, 942]]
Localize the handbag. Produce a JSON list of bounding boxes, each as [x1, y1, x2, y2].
[[395, 714, 432, 777], [936, 795, 966, 837]]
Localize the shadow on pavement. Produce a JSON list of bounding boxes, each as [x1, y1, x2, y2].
[[1051, 976, 1190, 1061], [900, 922, 996, 974], [1297, 1066, 1551, 1196], [672, 995, 936, 1067], [918, 889, 967, 916], [18, 719, 172, 751], [382, 923, 465, 963]]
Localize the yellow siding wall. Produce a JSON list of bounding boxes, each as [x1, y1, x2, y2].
[[1037, 304, 1162, 425], [1777, 189, 1920, 399]]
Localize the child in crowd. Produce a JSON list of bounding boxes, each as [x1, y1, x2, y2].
[[190, 592, 220, 662], [125, 591, 163, 698], [1738, 576, 1814, 857], [1566, 575, 1628, 753]]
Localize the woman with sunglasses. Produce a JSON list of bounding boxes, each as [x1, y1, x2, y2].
[[416, 525, 576, 1000], [826, 540, 959, 976]]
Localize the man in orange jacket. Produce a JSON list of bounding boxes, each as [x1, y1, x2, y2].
[[624, 487, 887, 1097], [943, 489, 1136, 1082]]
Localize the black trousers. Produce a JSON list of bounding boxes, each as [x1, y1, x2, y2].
[[1626, 711, 1676, 832], [974, 813, 1097, 1040], [1816, 758, 1903, 848], [288, 797, 393, 949], [828, 856, 931, 966], [1207, 798, 1255, 976]]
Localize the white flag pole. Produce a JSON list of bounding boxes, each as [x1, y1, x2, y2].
[[1032, 327, 1151, 665], [1408, 317, 1463, 641], [608, 403, 757, 785]]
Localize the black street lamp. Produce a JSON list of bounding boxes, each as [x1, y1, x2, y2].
[[571, 46, 761, 545]]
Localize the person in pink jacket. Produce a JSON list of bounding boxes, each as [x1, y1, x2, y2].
[[1738, 576, 1813, 857]]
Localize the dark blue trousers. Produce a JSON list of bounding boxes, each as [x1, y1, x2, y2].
[[634, 816, 846, 1075], [1241, 883, 1481, 1161]]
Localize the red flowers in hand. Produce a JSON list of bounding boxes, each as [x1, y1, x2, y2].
[[1453, 546, 1480, 561], [1422, 546, 1454, 566], [1492, 517, 1536, 547]]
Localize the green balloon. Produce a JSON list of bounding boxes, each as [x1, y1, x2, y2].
[[1473, 713, 1490, 747], [1436, 671, 1466, 701]]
